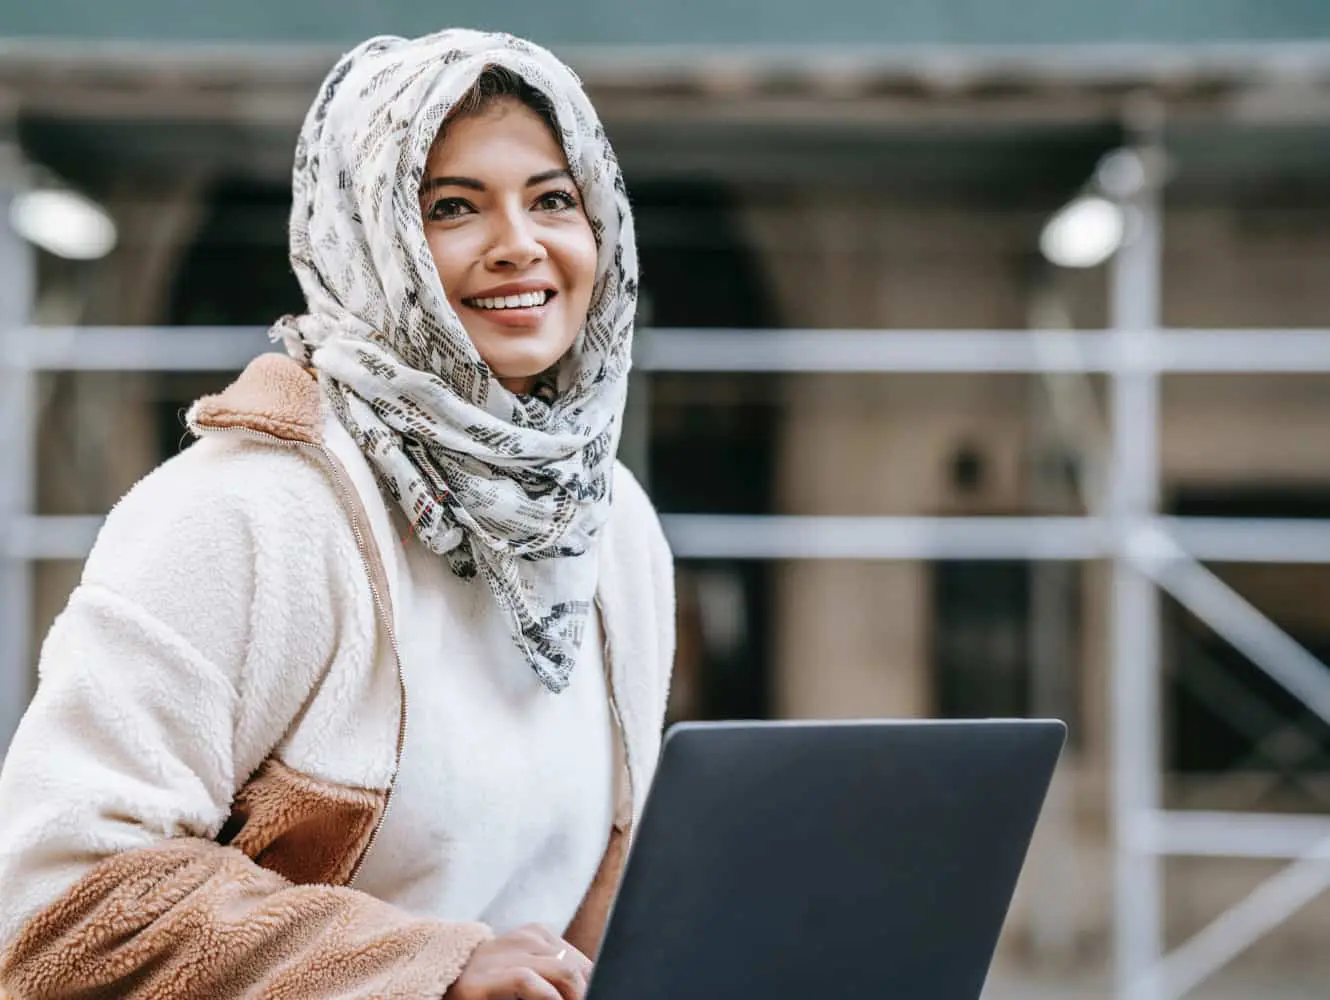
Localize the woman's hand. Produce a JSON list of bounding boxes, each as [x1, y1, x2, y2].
[[444, 923, 593, 1000]]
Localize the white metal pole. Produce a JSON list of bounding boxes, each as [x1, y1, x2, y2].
[[1109, 139, 1165, 1000], [0, 191, 35, 755], [1024, 278, 1086, 968]]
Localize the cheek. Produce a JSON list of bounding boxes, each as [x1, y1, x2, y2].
[[425, 232, 471, 297], [563, 226, 599, 299]]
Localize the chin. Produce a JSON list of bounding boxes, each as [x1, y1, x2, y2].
[[477, 337, 573, 388], [487, 351, 556, 381]]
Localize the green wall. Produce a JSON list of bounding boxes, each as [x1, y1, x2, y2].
[[2, 0, 1330, 47]]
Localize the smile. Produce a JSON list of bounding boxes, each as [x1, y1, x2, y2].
[[462, 290, 556, 311]]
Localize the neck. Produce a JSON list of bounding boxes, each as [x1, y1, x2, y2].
[[498, 374, 538, 395]]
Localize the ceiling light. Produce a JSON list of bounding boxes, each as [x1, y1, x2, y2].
[[1039, 195, 1125, 269], [9, 188, 117, 261]]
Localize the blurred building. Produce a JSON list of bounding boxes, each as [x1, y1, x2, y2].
[[5, 3, 1330, 998]]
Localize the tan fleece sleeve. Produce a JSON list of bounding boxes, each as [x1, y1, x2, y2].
[[1, 838, 491, 1000]]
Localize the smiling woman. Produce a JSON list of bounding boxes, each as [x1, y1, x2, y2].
[[420, 70, 599, 395], [0, 29, 672, 1000]]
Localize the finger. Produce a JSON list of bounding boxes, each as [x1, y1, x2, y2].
[[544, 938, 592, 975], [520, 959, 588, 1000], [512, 923, 558, 951], [560, 943, 594, 983], [528, 923, 564, 949], [504, 968, 563, 1000]]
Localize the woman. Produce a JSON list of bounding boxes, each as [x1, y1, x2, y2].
[[0, 28, 674, 1000]]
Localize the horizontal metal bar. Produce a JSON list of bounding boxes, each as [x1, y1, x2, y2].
[[10, 513, 1114, 562], [10, 514, 1330, 564], [642, 329, 1330, 373], [641, 329, 1116, 373], [7, 516, 104, 560], [12, 326, 1330, 375], [8, 327, 273, 372], [661, 514, 1110, 560], [1153, 330, 1330, 372], [666, 515, 1330, 562], [1132, 810, 1330, 859], [1164, 517, 1330, 564]]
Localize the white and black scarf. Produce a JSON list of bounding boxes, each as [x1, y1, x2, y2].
[[273, 29, 638, 693]]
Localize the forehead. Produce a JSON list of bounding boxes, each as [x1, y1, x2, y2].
[[425, 98, 568, 174]]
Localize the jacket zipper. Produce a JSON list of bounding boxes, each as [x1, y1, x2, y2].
[[594, 595, 634, 831], [318, 446, 407, 888], [194, 424, 408, 887]]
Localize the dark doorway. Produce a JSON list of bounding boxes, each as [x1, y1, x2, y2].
[[634, 181, 779, 722], [1166, 486, 1330, 778], [157, 180, 299, 460]]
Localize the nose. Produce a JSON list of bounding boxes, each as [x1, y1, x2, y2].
[[484, 204, 546, 271]]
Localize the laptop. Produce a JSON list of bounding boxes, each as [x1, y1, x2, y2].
[[587, 718, 1066, 1000]]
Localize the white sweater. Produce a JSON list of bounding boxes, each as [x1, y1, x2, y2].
[[323, 415, 618, 932]]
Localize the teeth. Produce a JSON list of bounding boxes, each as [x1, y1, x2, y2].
[[470, 291, 549, 310]]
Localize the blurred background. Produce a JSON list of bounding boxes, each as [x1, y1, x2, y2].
[[4, 2, 1330, 998]]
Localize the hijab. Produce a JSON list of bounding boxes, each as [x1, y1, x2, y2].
[[273, 29, 638, 693]]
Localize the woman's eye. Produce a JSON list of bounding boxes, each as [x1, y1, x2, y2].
[[534, 190, 578, 212], [428, 197, 473, 221]]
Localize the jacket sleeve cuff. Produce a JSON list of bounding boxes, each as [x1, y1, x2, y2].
[[1, 838, 493, 1000]]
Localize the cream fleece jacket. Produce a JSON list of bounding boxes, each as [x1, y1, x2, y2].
[[0, 354, 675, 999]]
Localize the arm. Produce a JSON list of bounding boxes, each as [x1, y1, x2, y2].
[[0, 441, 490, 999], [3, 835, 488, 998], [562, 827, 629, 959]]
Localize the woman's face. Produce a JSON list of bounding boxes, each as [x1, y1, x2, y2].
[[421, 97, 597, 395]]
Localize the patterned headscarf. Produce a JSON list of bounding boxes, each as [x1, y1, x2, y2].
[[272, 29, 638, 693]]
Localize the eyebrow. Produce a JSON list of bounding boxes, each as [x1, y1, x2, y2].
[[422, 168, 573, 193]]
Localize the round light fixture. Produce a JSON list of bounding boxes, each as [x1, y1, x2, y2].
[[9, 188, 117, 260], [1038, 195, 1125, 270]]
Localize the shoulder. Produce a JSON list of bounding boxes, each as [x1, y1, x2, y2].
[[87, 433, 349, 578], [130, 432, 337, 513], [78, 432, 363, 666]]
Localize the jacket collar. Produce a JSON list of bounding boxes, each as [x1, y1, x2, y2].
[[189, 353, 323, 444]]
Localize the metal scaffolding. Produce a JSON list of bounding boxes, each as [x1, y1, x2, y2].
[[4, 182, 1330, 1000], [0, 189, 34, 749]]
